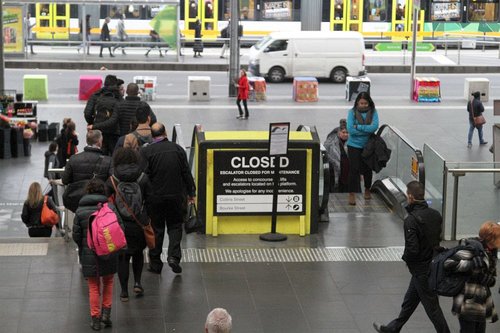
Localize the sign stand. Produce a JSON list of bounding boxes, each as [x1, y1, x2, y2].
[[260, 122, 290, 242]]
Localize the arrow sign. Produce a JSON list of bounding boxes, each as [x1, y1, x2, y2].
[[407, 42, 436, 52], [375, 43, 402, 52]]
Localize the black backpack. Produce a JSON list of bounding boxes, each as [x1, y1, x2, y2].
[[221, 27, 228, 39], [111, 174, 145, 220], [94, 92, 118, 124], [428, 238, 485, 297], [132, 131, 153, 148]]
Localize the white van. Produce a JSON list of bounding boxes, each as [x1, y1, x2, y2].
[[248, 31, 366, 83]]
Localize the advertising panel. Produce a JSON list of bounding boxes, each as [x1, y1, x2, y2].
[[213, 150, 307, 215], [3, 6, 24, 54], [263, 1, 293, 20]]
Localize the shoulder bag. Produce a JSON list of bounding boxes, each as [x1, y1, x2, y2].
[[110, 176, 156, 249], [184, 202, 203, 234], [470, 99, 486, 128], [41, 196, 60, 226]]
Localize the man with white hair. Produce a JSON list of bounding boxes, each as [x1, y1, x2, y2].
[[205, 308, 232, 333]]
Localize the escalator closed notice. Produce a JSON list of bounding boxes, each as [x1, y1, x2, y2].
[[213, 150, 306, 215]]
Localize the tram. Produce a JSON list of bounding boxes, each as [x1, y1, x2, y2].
[[28, 0, 499, 40]]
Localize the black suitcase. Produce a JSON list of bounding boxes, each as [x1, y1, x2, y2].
[[48, 122, 60, 141], [38, 121, 48, 142], [0, 127, 12, 159], [10, 127, 24, 158]]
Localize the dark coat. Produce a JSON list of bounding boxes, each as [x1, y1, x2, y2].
[[72, 194, 121, 277], [361, 134, 391, 173], [62, 146, 112, 185], [116, 96, 157, 136], [402, 202, 443, 273], [21, 197, 57, 228], [55, 130, 79, 168], [84, 87, 122, 135], [467, 96, 485, 121], [100, 22, 110, 41], [106, 163, 151, 254], [44, 151, 60, 179], [140, 137, 196, 202]]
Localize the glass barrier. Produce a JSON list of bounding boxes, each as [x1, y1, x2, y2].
[[423, 144, 445, 217], [443, 162, 500, 240], [374, 125, 424, 194]]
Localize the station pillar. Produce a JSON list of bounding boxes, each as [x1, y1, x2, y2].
[[301, 0, 323, 31]]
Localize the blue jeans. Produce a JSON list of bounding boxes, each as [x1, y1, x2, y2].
[[468, 121, 485, 145]]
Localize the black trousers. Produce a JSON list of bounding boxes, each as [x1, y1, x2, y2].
[[459, 318, 485, 333], [385, 270, 450, 333], [101, 134, 118, 156], [347, 145, 372, 193], [118, 252, 144, 293], [237, 99, 249, 117], [28, 227, 52, 237], [147, 196, 185, 272], [99, 45, 113, 55]]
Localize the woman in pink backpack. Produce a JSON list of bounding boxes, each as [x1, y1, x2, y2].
[[72, 178, 124, 331]]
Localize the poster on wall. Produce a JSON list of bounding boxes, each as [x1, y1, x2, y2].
[[2, 6, 24, 54], [263, 1, 293, 20], [431, 2, 461, 21], [213, 150, 307, 215]]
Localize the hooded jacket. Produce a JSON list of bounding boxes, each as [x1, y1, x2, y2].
[[72, 194, 122, 277]]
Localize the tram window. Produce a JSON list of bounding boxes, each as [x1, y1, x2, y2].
[[39, 4, 50, 17], [56, 5, 66, 16], [350, 0, 361, 20], [222, 0, 256, 20], [431, 0, 461, 21], [368, 0, 388, 21], [56, 19, 66, 28], [467, 1, 499, 22], [108, 5, 142, 19], [266, 39, 288, 52], [333, 0, 344, 20]]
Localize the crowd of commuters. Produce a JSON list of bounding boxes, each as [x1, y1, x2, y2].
[[20, 77, 498, 332]]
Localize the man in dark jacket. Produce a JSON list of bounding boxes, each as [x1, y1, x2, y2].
[[374, 181, 450, 333], [84, 75, 122, 155], [116, 83, 157, 137], [467, 91, 487, 148], [99, 17, 114, 57], [141, 123, 195, 274], [62, 130, 112, 186]]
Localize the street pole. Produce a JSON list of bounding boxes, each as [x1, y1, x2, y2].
[[0, 0, 5, 91], [409, 6, 418, 100], [228, 0, 240, 97]]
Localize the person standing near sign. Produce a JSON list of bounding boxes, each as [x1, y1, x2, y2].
[[346, 92, 378, 205], [235, 69, 250, 120], [24, 12, 36, 55]]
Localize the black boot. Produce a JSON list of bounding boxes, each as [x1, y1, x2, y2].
[[90, 316, 102, 331], [101, 307, 112, 328]]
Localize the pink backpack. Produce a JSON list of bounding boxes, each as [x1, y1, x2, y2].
[[87, 203, 126, 257]]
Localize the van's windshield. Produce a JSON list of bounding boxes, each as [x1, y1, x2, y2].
[[254, 36, 272, 50]]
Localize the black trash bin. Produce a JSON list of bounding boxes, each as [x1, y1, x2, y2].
[[0, 127, 12, 159], [10, 127, 24, 158], [23, 138, 31, 157], [38, 121, 48, 142], [48, 122, 59, 141]]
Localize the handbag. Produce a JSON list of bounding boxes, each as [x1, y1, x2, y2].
[[184, 203, 202, 234], [110, 176, 156, 249], [41, 195, 60, 226], [470, 100, 486, 128], [63, 156, 104, 212]]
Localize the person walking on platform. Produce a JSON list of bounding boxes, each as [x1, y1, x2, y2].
[[446, 221, 499, 333], [141, 123, 196, 275], [373, 181, 450, 333], [99, 17, 114, 58], [72, 179, 123, 331], [346, 92, 378, 205], [24, 12, 36, 55], [113, 14, 128, 55], [21, 182, 57, 237], [193, 19, 203, 57], [78, 14, 92, 54], [220, 21, 229, 58], [235, 69, 250, 119], [467, 91, 488, 149], [106, 148, 151, 303], [145, 30, 164, 57]]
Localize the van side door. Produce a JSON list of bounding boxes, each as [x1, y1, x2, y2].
[[261, 39, 291, 80]]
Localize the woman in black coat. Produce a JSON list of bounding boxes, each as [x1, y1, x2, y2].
[[106, 148, 151, 302], [193, 19, 203, 57], [73, 178, 122, 331], [21, 182, 56, 237]]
